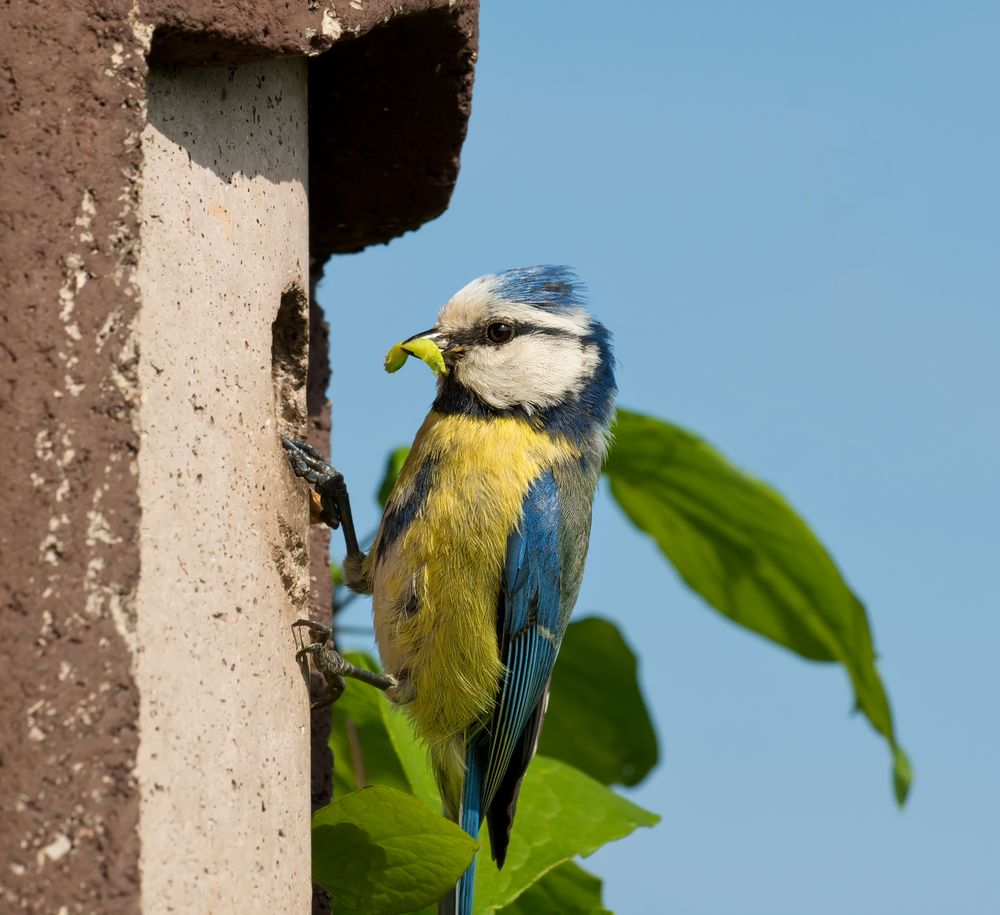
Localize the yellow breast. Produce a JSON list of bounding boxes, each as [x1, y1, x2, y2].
[[370, 411, 577, 744]]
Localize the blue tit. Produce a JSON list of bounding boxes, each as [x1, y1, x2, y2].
[[286, 266, 616, 914]]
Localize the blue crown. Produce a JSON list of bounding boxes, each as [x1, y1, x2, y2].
[[491, 265, 587, 312]]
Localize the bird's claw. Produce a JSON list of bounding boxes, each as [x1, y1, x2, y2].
[[281, 437, 345, 529], [281, 437, 335, 484], [292, 621, 347, 708], [291, 618, 397, 709], [291, 618, 332, 644], [295, 641, 349, 676]]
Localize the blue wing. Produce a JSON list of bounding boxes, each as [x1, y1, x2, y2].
[[464, 469, 564, 872]]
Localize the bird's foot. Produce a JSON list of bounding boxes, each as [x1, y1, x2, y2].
[[281, 437, 346, 530], [293, 619, 345, 709], [281, 437, 337, 486], [292, 619, 397, 710], [292, 618, 333, 646]]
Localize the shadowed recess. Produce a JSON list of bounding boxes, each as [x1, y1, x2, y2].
[[308, 7, 477, 264], [272, 283, 309, 433]]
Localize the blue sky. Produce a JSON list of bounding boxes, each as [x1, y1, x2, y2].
[[317, 4, 999, 912]]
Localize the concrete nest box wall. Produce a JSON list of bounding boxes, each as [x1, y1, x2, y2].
[[0, 3, 479, 913]]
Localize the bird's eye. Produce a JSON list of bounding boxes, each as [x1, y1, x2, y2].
[[486, 322, 515, 344]]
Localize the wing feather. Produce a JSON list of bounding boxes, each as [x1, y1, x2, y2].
[[477, 468, 564, 865]]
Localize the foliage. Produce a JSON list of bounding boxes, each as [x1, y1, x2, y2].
[[499, 861, 611, 915], [328, 652, 411, 799], [378, 446, 412, 508], [604, 408, 910, 803], [312, 785, 476, 915], [538, 617, 657, 787], [315, 404, 910, 912], [473, 756, 658, 913], [316, 636, 657, 914]]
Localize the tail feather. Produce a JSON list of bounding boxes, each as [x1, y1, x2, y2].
[[485, 688, 549, 868], [437, 738, 484, 915], [439, 704, 546, 915], [455, 741, 483, 915]]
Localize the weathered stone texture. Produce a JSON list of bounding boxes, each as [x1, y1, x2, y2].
[[1, 4, 148, 912], [0, 2, 477, 912]]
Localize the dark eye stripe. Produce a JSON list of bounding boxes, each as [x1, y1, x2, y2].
[[518, 322, 570, 338], [445, 321, 578, 348]]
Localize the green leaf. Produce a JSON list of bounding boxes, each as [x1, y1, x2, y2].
[[474, 755, 658, 913], [604, 407, 911, 803], [893, 744, 913, 806], [313, 785, 477, 915], [328, 652, 410, 798], [327, 650, 441, 808], [540, 617, 658, 787], [498, 861, 612, 915], [379, 697, 441, 810], [377, 445, 411, 508]]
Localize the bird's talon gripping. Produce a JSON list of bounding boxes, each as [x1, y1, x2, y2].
[[294, 640, 348, 705], [294, 642, 320, 665], [281, 436, 326, 467], [280, 437, 347, 529], [292, 617, 397, 706], [296, 643, 348, 676], [291, 618, 332, 644], [281, 440, 370, 705], [281, 437, 337, 485]]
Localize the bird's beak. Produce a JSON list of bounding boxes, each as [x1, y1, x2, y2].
[[384, 328, 457, 376], [401, 327, 445, 347]]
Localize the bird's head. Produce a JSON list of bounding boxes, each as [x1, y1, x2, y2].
[[397, 266, 616, 439]]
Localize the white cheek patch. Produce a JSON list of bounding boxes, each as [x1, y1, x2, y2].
[[433, 273, 605, 413], [458, 336, 600, 412]]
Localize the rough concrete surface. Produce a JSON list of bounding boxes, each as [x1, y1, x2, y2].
[[1, 2, 479, 912], [145, 0, 480, 266], [1, 5, 148, 911], [136, 59, 312, 913]]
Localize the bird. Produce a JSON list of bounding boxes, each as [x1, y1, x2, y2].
[[284, 265, 616, 914]]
